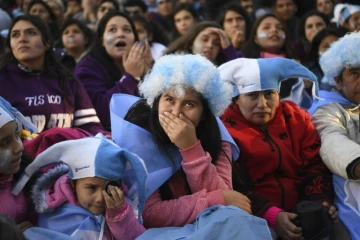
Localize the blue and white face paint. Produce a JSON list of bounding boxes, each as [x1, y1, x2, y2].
[[0, 149, 12, 167]]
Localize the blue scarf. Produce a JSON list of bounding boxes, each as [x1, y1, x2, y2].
[[110, 94, 240, 200]]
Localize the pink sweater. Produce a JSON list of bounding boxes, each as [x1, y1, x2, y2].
[[0, 174, 30, 224], [45, 174, 145, 240], [142, 141, 232, 228]]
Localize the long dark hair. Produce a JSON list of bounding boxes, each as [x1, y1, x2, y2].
[[166, 21, 227, 65], [216, 1, 251, 43], [1, 15, 74, 109], [28, 0, 60, 45], [241, 13, 293, 58], [305, 27, 342, 66], [149, 94, 222, 164], [297, 10, 330, 52], [86, 11, 139, 88]]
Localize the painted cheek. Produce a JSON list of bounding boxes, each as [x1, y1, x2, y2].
[[35, 43, 44, 50], [257, 32, 267, 39], [0, 149, 12, 167], [192, 41, 202, 54], [104, 34, 115, 47]]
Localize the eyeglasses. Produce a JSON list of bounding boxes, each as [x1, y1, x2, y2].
[[124, 10, 141, 16], [99, 6, 115, 13]]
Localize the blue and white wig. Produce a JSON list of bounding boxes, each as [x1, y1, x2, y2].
[[320, 31, 360, 81], [139, 54, 233, 117]]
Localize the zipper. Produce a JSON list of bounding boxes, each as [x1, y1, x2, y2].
[[262, 129, 286, 209]]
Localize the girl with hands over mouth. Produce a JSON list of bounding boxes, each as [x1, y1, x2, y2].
[[75, 12, 153, 130], [137, 54, 270, 237], [166, 22, 243, 66]]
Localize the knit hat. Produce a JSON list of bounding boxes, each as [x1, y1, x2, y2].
[[332, 3, 360, 26], [139, 54, 233, 117], [156, 0, 175, 4], [12, 134, 148, 220], [320, 31, 360, 79], [218, 58, 318, 97], [0, 96, 37, 133]]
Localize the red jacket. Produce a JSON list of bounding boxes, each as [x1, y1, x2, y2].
[[221, 101, 333, 215]]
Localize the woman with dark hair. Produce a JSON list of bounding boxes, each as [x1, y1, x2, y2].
[[0, 15, 106, 135], [132, 15, 167, 60], [216, 2, 251, 50], [131, 55, 271, 239], [96, 0, 119, 23], [74, 11, 152, 130], [241, 13, 292, 59], [172, 3, 199, 41], [28, 0, 60, 47], [59, 18, 94, 71], [303, 28, 342, 90], [166, 21, 243, 66], [315, 0, 334, 18], [292, 10, 329, 61]]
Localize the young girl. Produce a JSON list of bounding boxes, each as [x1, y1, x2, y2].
[[12, 135, 147, 240], [166, 22, 243, 66], [242, 13, 292, 59], [116, 54, 271, 239], [0, 97, 37, 226], [74, 11, 153, 129], [0, 15, 106, 136], [216, 2, 251, 50], [132, 15, 167, 61], [172, 3, 199, 41]]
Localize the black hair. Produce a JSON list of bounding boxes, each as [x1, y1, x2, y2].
[[123, 0, 148, 13], [86, 11, 139, 88], [297, 10, 330, 51], [60, 18, 94, 49], [99, 0, 120, 11], [131, 15, 153, 38], [270, 0, 295, 8], [172, 3, 199, 39], [241, 13, 293, 58], [28, 0, 60, 45], [166, 21, 227, 65], [306, 27, 342, 65], [1, 15, 75, 110], [149, 94, 222, 165], [216, 1, 251, 42]]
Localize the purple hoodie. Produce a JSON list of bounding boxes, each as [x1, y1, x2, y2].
[[0, 63, 106, 135], [0, 175, 29, 224], [74, 56, 139, 129]]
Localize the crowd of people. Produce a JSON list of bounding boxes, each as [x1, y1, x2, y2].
[[0, 0, 360, 239]]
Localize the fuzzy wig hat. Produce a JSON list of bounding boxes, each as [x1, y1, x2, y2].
[[139, 54, 233, 117], [320, 31, 360, 79], [332, 3, 360, 26], [0, 96, 37, 133], [218, 58, 318, 97]]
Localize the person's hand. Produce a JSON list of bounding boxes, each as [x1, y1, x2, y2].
[[18, 221, 33, 232], [229, 29, 245, 49], [159, 112, 198, 150], [322, 201, 339, 223], [276, 212, 303, 240], [103, 186, 125, 209], [123, 42, 147, 79], [143, 40, 154, 76], [206, 27, 231, 49], [222, 190, 252, 214]]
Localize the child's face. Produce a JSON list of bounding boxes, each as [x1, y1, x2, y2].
[[0, 121, 23, 175], [255, 16, 285, 53], [74, 177, 108, 215]]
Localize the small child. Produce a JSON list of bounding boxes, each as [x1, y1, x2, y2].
[[12, 135, 147, 240], [0, 96, 38, 226]]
